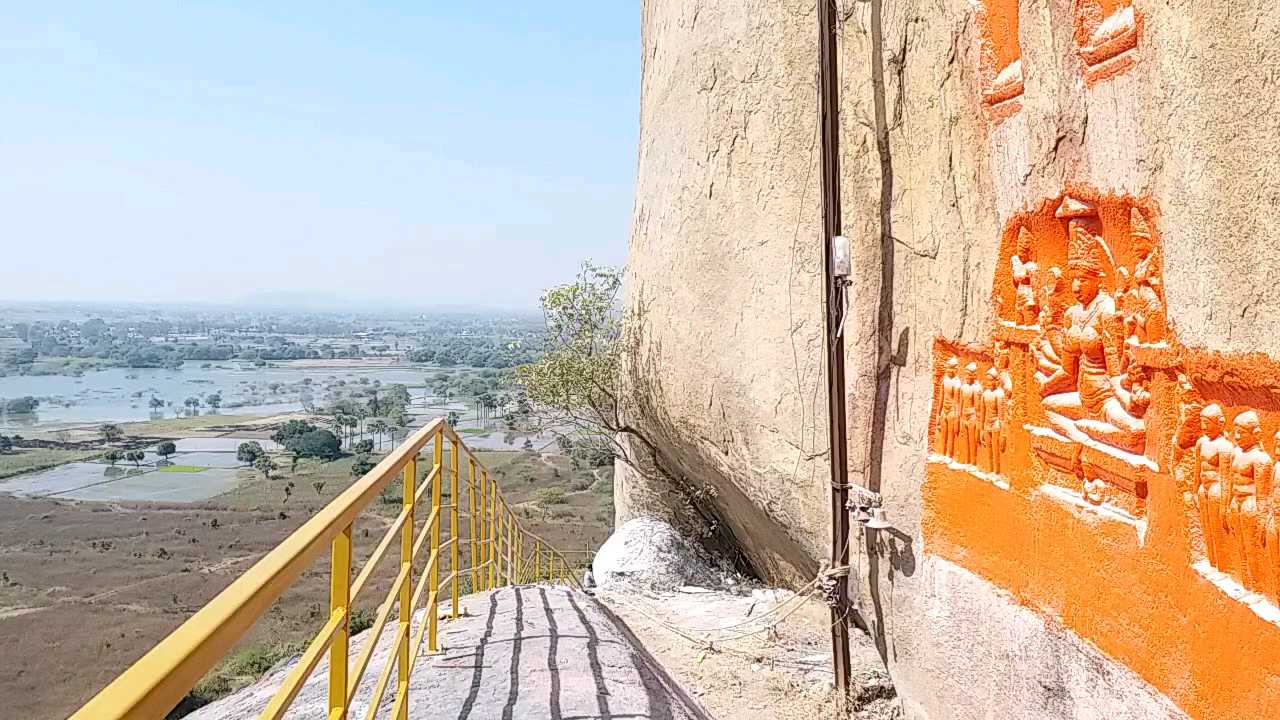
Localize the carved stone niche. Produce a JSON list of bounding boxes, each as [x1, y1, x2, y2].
[[986, 192, 1167, 517], [978, 0, 1024, 123], [1075, 0, 1140, 84], [1173, 355, 1280, 606]]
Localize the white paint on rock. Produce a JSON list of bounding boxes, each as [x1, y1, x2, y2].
[[592, 517, 725, 590]]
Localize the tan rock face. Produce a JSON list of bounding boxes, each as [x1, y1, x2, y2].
[[625, 0, 1280, 717]]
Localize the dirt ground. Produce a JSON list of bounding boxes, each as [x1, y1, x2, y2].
[[0, 447, 613, 720], [597, 585, 899, 720]]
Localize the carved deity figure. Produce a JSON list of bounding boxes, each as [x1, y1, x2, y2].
[[936, 357, 962, 458], [1227, 411, 1273, 594], [1192, 404, 1233, 569], [979, 368, 1007, 474], [1040, 220, 1147, 453], [1011, 227, 1039, 326], [959, 362, 982, 466]]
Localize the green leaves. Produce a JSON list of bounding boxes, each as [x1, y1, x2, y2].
[[515, 261, 622, 422]]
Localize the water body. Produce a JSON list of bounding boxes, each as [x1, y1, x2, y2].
[[0, 362, 450, 431]]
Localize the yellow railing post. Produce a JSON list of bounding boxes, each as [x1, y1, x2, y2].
[[328, 523, 353, 720], [429, 428, 442, 652], [488, 471, 498, 589], [534, 540, 541, 583], [480, 467, 490, 591], [505, 502, 515, 586], [495, 498, 504, 587], [468, 456, 478, 593], [450, 437, 460, 617], [396, 454, 416, 720]]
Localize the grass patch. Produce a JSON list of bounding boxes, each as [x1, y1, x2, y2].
[[120, 414, 258, 435], [0, 448, 99, 481], [157, 465, 209, 474], [169, 641, 302, 718], [535, 487, 567, 505], [457, 427, 487, 434]]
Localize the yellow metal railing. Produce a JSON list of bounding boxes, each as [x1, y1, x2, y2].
[[71, 417, 585, 720]]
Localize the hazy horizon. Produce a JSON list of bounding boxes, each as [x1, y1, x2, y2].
[[0, 3, 637, 308]]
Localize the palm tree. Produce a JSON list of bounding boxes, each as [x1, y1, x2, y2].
[[369, 420, 389, 449], [328, 412, 345, 445], [354, 406, 370, 440]]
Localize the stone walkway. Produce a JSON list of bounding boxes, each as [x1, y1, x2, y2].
[[190, 586, 713, 720]]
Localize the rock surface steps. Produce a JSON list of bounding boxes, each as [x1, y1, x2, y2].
[[189, 585, 712, 720]]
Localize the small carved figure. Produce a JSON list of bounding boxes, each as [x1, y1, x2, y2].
[[1227, 411, 1272, 594], [994, 341, 1014, 398], [1084, 476, 1108, 506], [1117, 362, 1150, 422], [1193, 404, 1233, 569], [1125, 208, 1164, 344], [959, 362, 982, 466], [1267, 432, 1280, 603], [1173, 375, 1203, 470], [936, 357, 962, 458], [1011, 227, 1039, 326], [979, 368, 1006, 474], [1034, 268, 1075, 397]]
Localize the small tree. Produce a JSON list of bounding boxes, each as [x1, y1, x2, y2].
[[515, 262, 681, 510], [446, 411, 460, 428], [100, 423, 124, 443], [237, 441, 264, 465], [103, 449, 122, 466], [0, 435, 11, 454], [311, 481, 326, 496], [206, 392, 222, 412], [350, 455, 376, 478], [353, 439, 374, 455], [148, 397, 165, 413], [156, 441, 177, 460], [126, 450, 144, 468], [271, 420, 316, 446], [286, 429, 342, 461], [254, 455, 277, 479]]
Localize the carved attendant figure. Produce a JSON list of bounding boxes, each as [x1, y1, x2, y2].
[[1011, 227, 1039, 326], [936, 357, 962, 458], [959, 362, 982, 465], [1193, 404, 1233, 569], [1126, 207, 1164, 344], [979, 367, 1006, 474], [1227, 411, 1272, 594], [1268, 432, 1280, 603], [1034, 268, 1074, 397]]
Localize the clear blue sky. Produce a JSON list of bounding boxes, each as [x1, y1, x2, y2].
[[0, 2, 638, 310]]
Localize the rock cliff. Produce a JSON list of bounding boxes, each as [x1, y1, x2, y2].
[[621, 1, 1280, 718]]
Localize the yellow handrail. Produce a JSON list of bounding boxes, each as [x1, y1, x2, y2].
[[69, 418, 586, 720]]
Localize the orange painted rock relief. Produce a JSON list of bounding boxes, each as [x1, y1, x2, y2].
[[1075, 0, 1140, 84], [978, 0, 1024, 122], [925, 189, 1280, 719]]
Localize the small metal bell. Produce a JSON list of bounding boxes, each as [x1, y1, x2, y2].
[[865, 507, 892, 530], [852, 505, 872, 524]]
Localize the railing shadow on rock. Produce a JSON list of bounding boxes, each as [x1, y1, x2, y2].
[[71, 417, 585, 720]]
